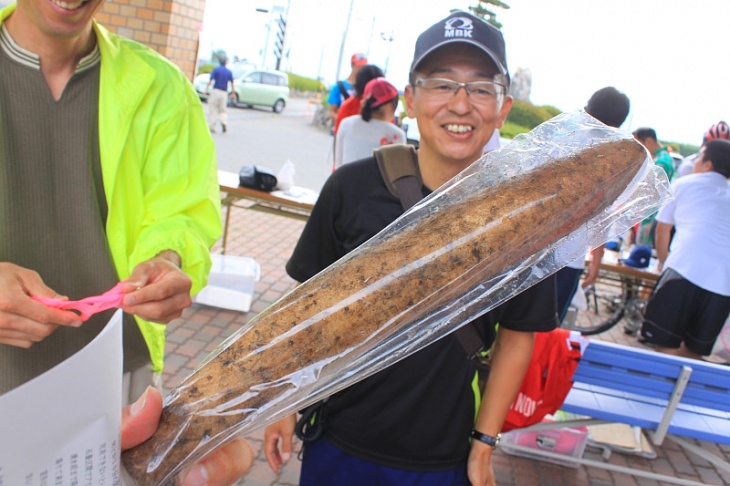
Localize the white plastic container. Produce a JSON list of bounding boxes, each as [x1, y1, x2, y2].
[[500, 421, 589, 468], [193, 254, 260, 312]]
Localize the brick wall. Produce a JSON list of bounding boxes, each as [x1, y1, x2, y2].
[[96, 0, 206, 80]]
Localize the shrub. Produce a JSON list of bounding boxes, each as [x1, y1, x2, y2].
[[672, 143, 700, 157], [500, 120, 531, 139], [287, 73, 326, 94], [500, 100, 561, 139], [197, 63, 215, 75], [505, 99, 559, 130]]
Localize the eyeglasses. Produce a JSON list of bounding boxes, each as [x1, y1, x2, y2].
[[415, 77, 506, 104]]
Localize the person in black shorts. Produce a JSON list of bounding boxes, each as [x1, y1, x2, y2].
[[640, 139, 730, 359], [263, 11, 557, 486]]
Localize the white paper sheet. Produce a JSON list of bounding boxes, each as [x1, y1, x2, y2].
[[0, 310, 123, 486]]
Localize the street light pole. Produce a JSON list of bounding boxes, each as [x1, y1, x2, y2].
[[334, 0, 355, 82], [256, 8, 270, 68], [381, 30, 394, 76]]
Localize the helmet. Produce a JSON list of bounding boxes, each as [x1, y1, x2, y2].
[[704, 121, 730, 142]]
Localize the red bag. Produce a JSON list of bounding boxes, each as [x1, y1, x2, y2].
[[502, 328, 585, 432]]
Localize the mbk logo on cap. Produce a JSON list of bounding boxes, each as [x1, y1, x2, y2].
[[444, 17, 474, 39], [410, 11, 509, 79]]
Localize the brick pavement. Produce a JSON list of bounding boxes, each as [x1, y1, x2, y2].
[[162, 203, 730, 486]]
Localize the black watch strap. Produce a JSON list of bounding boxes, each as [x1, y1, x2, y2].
[[471, 429, 501, 448]]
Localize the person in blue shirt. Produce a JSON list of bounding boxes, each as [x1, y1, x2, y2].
[[327, 52, 367, 122], [206, 57, 235, 133]]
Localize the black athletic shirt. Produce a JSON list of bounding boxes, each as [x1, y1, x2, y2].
[[287, 156, 557, 471]]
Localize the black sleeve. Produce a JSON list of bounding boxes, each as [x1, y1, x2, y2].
[[497, 275, 558, 332], [472, 275, 558, 350], [286, 158, 403, 283]]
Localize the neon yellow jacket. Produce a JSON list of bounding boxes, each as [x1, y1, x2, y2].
[[0, 6, 222, 373]]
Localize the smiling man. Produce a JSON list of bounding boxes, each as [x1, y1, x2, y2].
[[264, 11, 557, 486], [0, 1, 249, 483]]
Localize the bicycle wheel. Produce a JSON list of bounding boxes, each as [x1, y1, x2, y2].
[[622, 296, 648, 336], [563, 284, 627, 335]]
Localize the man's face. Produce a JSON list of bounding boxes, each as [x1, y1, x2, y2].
[[692, 147, 712, 173], [404, 44, 512, 167], [15, 0, 105, 41]]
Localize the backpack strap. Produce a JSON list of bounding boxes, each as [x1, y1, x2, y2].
[[373, 144, 422, 211], [337, 81, 350, 101], [373, 143, 487, 358], [454, 321, 487, 359]]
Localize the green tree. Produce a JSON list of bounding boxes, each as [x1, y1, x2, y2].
[[468, 0, 510, 29]]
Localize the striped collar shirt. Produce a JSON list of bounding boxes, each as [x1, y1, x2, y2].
[[0, 24, 100, 72]]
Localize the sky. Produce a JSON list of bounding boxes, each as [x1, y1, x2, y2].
[[198, 0, 730, 146]]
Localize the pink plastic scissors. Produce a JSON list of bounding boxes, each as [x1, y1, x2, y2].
[[32, 280, 129, 321]]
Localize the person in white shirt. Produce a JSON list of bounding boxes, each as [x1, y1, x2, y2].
[[640, 139, 730, 359], [335, 77, 406, 169]]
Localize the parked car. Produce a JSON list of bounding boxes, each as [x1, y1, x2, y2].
[[194, 67, 289, 113], [232, 69, 289, 113], [193, 61, 255, 101]]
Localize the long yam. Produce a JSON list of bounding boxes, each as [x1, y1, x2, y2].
[[123, 128, 648, 484]]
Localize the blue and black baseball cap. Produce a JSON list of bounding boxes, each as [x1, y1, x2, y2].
[[621, 245, 652, 269], [410, 11, 509, 81]]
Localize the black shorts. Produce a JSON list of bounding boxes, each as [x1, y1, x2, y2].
[[640, 269, 730, 356]]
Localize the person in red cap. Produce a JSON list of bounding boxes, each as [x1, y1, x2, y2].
[[676, 121, 730, 178], [334, 77, 406, 168], [265, 10, 556, 486], [327, 52, 368, 121], [333, 64, 384, 134]]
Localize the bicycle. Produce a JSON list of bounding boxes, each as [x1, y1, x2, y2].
[[311, 104, 333, 132], [562, 264, 657, 336]]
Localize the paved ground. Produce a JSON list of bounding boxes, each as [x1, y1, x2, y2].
[[206, 97, 334, 191], [161, 201, 730, 485]]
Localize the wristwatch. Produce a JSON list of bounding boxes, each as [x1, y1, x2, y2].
[[471, 429, 501, 448]]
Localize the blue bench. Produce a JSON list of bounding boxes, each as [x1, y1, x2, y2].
[[504, 340, 730, 485]]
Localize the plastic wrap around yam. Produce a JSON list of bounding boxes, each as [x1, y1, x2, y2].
[[122, 112, 671, 484]]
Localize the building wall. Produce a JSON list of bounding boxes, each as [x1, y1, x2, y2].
[[96, 0, 206, 80]]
